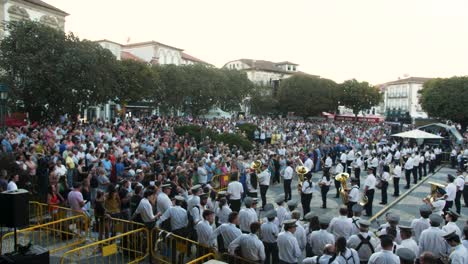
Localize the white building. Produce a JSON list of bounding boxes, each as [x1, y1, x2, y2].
[[223, 59, 311, 86], [0, 0, 68, 38], [381, 77, 432, 118]]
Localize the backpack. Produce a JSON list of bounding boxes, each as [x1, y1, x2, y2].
[[356, 234, 375, 254]]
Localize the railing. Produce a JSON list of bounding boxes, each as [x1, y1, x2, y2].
[[222, 253, 261, 264], [29, 201, 87, 225], [60, 227, 149, 264], [151, 227, 213, 264], [93, 215, 146, 241], [187, 253, 216, 264], [1, 214, 88, 255]]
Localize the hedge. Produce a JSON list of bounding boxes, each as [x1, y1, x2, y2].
[[236, 123, 258, 141]]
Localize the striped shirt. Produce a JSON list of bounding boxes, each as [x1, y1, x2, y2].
[[157, 205, 188, 231], [239, 208, 257, 232], [260, 221, 278, 243], [215, 205, 232, 224], [211, 223, 242, 249], [196, 220, 214, 247]]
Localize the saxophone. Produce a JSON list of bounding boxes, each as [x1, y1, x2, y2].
[[335, 172, 350, 204]]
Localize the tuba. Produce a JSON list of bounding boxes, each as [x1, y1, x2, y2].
[[424, 181, 446, 202], [295, 158, 310, 193], [251, 160, 262, 174], [359, 193, 368, 206], [335, 172, 350, 204]]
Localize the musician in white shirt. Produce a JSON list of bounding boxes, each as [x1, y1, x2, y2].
[[283, 161, 294, 201], [347, 178, 360, 217], [363, 168, 376, 216], [392, 163, 402, 197]]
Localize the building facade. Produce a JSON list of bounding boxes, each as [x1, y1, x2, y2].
[[0, 0, 68, 38], [382, 77, 432, 119]]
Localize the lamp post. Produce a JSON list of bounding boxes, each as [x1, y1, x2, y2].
[[0, 85, 8, 130]]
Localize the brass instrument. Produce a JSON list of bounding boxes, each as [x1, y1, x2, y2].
[[424, 181, 446, 202], [250, 160, 262, 174], [335, 172, 350, 204], [295, 158, 310, 193], [359, 193, 368, 206]]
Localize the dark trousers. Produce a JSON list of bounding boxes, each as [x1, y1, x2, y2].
[[381, 181, 388, 204], [347, 201, 357, 217], [423, 161, 428, 176], [264, 241, 278, 264], [247, 191, 258, 198], [355, 168, 361, 187], [451, 156, 457, 168], [279, 260, 297, 264], [230, 199, 241, 213], [393, 177, 400, 196], [365, 189, 375, 216], [444, 200, 453, 213], [284, 179, 292, 201], [346, 160, 352, 174], [334, 179, 341, 198], [463, 186, 468, 207], [429, 160, 435, 173], [324, 167, 331, 177], [418, 166, 423, 180], [260, 185, 269, 208], [455, 191, 462, 214], [412, 167, 418, 184], [301, 192, 313, 216], [405, 169, 412, 188], [321, 186, 330, 208]]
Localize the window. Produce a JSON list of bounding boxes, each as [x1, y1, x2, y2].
[[293, 66, 296, 71], [287, 66, 291, 71]]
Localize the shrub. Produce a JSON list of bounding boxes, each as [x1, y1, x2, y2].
[[236, 123, 258, 140], [215, 133, 254, 152]]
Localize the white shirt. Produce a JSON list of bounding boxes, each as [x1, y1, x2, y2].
[[239, 207, 257, 232], [332, 248, 360, 264], [348, 186, 360, 202], [348, 150, 355, 161], [157, 192, 172, 215], [295, 221, 307, 250], [432, 198, 446, 215], [410, 217, 430, 243], [211, 223, 242, 249], [442, 222, 462, 238], [404, 158, 413, 170], [335, 163, 344, 174], [419, 226, 450, 258], [446, 182, 457, 201], [215, 205, 232, 224], [309, 229, 335, 256], [381, 171, 391, 182], [278, 231, 302, 263], [259, 169, 271, 186], [325, 157, 333, 168], [364, 174, 376, 190], [228, 233, 265, 261], [7, 181, 17, 191], [227, 181, 243, 200], [157, 205, 188, 230], [260, 221, 279, 243], [276, 206, 288, 227], [392, 165, 401, 178], [400, 238, 419, 257], [305, 158, 314, 171], [449, 244, 468, 264], [329, 216, 353, 239], [134, 198, 155, 223], [368, 250, 400, 264], [455, 176, 465, 191], [283, 166, 293, 180], [340, 153, 347, 163], [196, 220, 214, 246], [302, 180, 314, 194], [347, 232, 380, 262]]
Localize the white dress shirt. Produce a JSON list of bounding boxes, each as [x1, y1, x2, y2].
[[157, 205, 188, 230], [215, 205, 232, 224], [368, 250, 400, 264], [392, 165, 401, 178], [302, 180, 314, 194], [340, 153, 347, 164], [260, 221, 279, 243], [449, 244, 468, 264], [227, 181, 243, 200], [228, 233, 265, 262], [295, 221, 307, 250], [283, 166, 293, 180], [276, 206, 288, 227], [419, 227, 450, 258], [278, 231, 302, 263], [455, 176, 465, 191], [134, 198, 155, 223], [329, 216, 353, 239], [404, 157, 413, 170], [400, 238, 419, 257], [239, 208, 257, 232], [325, 157, 333, 168], [446, 182, 457, 201], [432, 198, 446, 215], [259, 169, 271, 186], [364, 174, 376, 190], [157, 192, 172, 215], [211, 223, 242, 249], [196, 220, 214, 246], [442, 222, 462, 238], [347, 231, 379, 262], [332, 248, 360, 264], [309, 229, 335, 256], [410, 217, 430, 243]]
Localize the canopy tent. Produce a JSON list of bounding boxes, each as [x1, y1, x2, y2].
[[391, 129, 443, 139], [202, 107, 232, 119]]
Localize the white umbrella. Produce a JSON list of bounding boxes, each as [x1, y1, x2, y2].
[[391, 129, 443, 139]]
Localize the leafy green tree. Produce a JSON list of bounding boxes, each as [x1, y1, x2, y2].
[[219, 69, 253, 112], [419, 76, 468, 130], [249, 85, 278, 116], [339, 79, 382, 118], [277, 75, 339, 117], [153, 64, 187, 115], [116, 59, 158, 105]]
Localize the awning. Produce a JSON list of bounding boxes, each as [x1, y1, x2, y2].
[[391, 129, 443, 139]]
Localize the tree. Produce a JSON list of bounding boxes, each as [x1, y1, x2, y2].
[[419, 76, 468, 130], [249, 85, 278, 116], [116, 59, 158, 105], [218, 69, 253, 112], [277, 75, 340, 117], [339, 79, 382, 118]]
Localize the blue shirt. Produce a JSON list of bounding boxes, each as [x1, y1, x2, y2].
[[102, 159, 112, 172]]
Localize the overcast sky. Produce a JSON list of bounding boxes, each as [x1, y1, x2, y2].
[[47, 0, 468, 84]]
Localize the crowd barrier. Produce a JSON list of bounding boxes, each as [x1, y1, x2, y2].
[[29, 201, 86, 225], [187, 253, 216, 264], [1, 214, 88, 255], [150, 227, 213, 264], [221, 253, 261, 264], [60, 227, 149, 264]]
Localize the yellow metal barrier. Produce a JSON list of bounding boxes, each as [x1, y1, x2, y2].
[[222, 253, 261, 264], [1, 214, 88, 255], [151, 227, 213, 264], [60, 227, 149, 264], [187, 253, 216, 264], [94, 215, 146, 241], [29, 201, 87, 225]]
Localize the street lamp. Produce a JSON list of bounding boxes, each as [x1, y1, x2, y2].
[[0, 85, 9, 130]]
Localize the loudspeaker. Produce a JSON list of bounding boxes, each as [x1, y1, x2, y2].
[[0, 245, 49, 264], [0, 189, 29, 228]]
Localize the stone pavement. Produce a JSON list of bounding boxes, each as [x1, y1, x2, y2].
[[262, 165, 467, 230]]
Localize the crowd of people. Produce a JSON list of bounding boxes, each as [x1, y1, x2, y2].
[[0, 116, 467, 264]]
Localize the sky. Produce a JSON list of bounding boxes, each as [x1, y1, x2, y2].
[[47, 0, 468, 84]]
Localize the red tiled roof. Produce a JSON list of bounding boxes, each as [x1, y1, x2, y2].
[[181, 52, 210, 65], [123, 41, 183, 51], [24, 0, 69, 15], [121, 51, 145, 62]]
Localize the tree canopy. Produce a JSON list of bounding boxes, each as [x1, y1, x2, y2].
[[339, 79, 382, 116], [419, 76, 468, 129], [277, 75, 340, 117]]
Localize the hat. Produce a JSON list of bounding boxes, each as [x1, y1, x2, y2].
[[275, 195, 285, 204], [442, 231, 459, 240], [358, 219, 371, 227], [244, 197, 253, 207], [287, 200, 298, 208], [191, 184, 202, 192], [264, 203, 274, 212], [447, 210, 460, 218], [396, 248, 416, 262], [161, 183, 172, 189], [398, 225, 412, 232], [447, 174, 455, 181], [283, 219, 297, 228], [436, 187, 446, 195], [387, 213, 400, 223], [174, 195, 185, 201], [304, 212, 316, 221], [264, 210, 277, 219], [318, 215, 331, 225], [429, 214, 443, 225], [352, 204, 363, 213], [136, 169, 143, 174], [419, 204, 432, 213]]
